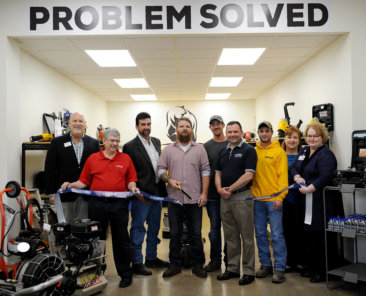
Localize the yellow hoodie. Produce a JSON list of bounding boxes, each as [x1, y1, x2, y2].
[[251, 141, 288, 202]]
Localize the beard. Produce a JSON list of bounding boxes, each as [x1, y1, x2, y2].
[[177, 131, 192, 143], [141, 129, 150, 137]]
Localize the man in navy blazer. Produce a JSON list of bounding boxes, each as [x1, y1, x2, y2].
[[44, 112, 100, 222], [123, 112, 168, 276]]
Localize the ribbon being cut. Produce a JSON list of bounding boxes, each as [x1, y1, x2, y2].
[[54, 187, 182, 223], [210, 182, 306, 202]]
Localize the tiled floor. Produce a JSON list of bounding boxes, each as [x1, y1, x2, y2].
[[99, 207, 363, 296]]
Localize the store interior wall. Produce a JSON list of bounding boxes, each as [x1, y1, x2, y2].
[[20, 50, 108, 187], [107, 100, 256, 146], [255, 34, 352, 170]]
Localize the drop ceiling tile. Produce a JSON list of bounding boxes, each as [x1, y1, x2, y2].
[[175, 37, 225, 49], [124, 37, 175, 50], [72, 37, 127, 50]]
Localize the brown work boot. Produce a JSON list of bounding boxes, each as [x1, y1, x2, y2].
[[255, 265, 273, 278], [272, 270, 286, 283]]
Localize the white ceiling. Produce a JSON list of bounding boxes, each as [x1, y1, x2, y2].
[[14, 33, 341, 102]]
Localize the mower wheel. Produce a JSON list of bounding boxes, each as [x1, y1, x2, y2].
[[5, 181, 21, 198]]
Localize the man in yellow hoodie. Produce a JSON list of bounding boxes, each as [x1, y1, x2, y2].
[[251, 121, 288, 284]]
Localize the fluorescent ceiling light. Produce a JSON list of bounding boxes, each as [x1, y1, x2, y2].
[[205, 93, 231, 100], [85, 50, 136, 67], [131, 95, 157, 101], [218, 48, 266, 65], [114, 78, 149, 88], [210, 77, 243, 87]]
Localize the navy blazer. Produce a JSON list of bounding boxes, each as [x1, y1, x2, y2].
[[123, 136, 167, 197], [44, 133, 100, 201], [290, 145, 337, 230]]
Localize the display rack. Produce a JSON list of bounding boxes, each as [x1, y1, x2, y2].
[[324, 184, 366, 289]]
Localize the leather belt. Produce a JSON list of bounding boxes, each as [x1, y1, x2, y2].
[[93, 196, 121, 202], [232, 187, 249, 195]]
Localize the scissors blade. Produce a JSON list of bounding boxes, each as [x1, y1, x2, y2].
[[181, 189, 192, 200], [177, 184, 192, 200]]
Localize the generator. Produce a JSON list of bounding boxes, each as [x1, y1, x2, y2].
[[51, 219, 107, 296]]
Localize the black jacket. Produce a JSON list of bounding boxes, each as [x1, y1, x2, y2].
[[123, 136, 167, 196], [44, 133, 100, 201]]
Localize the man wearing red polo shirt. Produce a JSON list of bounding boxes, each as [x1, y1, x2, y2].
[[62, 128, 138, 288]]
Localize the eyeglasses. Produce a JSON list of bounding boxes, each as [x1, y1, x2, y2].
[[306, 135, 320, 139]]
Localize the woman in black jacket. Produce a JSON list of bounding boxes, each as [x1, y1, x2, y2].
[[290, 122, 337, 283]]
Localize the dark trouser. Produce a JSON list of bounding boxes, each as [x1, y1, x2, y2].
[[283, 199, 299, 268], [89, 198, 132, 278], [168, 203, 205, 268], [304, 230, 325, 276]]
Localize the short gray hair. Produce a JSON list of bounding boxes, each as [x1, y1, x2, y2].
[[104, 128, 120, 140]]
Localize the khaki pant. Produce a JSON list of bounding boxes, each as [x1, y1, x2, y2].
[[220, 189, 255, 275]]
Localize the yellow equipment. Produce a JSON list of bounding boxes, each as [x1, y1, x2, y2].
[[29, 134, 54, 142]]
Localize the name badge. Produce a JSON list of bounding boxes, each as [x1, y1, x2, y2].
[[298, 155, 305, 161], [234, 154, 242, 158], [64, 142, 72, 148]]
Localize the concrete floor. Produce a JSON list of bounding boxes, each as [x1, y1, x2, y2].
[[99, 207, 362, 296]]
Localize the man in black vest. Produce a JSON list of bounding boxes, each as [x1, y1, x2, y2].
[[44, 112, 100, 222], [123, 112, 168, 275]]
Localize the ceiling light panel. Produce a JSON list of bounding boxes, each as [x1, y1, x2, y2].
[[114, 78, 149, 88], [218, 48, 266, 65], [131, 94, 157, 101], [210, 77, 243, 87], [205, 93, 231, 100], [85, 50, 136, 67]]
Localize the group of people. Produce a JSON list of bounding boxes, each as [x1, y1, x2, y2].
[[44, 111, 337, 288]]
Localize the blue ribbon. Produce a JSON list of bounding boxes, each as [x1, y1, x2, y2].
[[225, 182, 305, 201], [57, 187, 183, 206]]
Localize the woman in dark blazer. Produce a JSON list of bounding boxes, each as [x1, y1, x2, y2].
[[290, 122, 337, 283]]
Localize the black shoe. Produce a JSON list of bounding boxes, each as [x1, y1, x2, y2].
[[239, 274, 255, 286], [300, 269, 312, 278], [310, 273, 325, 283], [145, 257, 169, 268], [132, 263, 152, 275], [163, 266, 181, 278], [204, 260, 222, 272], [119, 277, 132, 288], [217, 270, 240, 281], [192, 265, 207, 278]]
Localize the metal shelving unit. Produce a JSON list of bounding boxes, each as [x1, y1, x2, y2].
[[324, 184, 366, 289]]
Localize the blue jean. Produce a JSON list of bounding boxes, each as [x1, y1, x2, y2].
[[168, 203, 205, 268], [130, 197, 162, 264], [206, 199, 226, 262], [254, 201, 287, 271]]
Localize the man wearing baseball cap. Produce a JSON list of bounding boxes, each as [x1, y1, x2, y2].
[[251, 120, 288, 284], [203, 115, 228, 272]]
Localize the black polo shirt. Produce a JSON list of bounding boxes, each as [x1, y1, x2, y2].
[[216, 140, 257, 189]]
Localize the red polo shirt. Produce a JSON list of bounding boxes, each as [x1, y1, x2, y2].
[[79, 150, 137, 191]]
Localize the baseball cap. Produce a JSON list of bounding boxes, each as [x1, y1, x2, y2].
[[258, 120, 273, 130], [209, 115, 224, 124]]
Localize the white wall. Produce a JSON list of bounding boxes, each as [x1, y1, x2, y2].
[[107, 100, 255, 146], [255, 34, 352, 169], [20, 50, 108, 187]]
